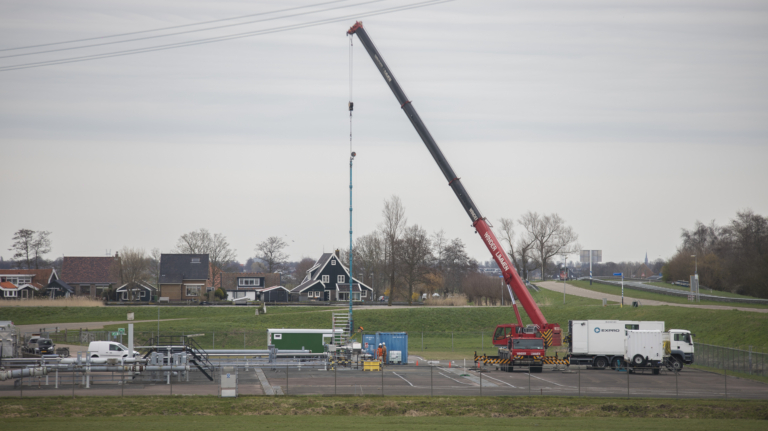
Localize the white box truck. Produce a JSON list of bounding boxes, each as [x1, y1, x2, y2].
[[568, 320, 664, 369], [624, 330, 663, 374], [567, 320, 695, 371]]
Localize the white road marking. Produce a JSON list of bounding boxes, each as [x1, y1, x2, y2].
[[438, 371, 473, 385], [479, 373, 517, 388], [392, 371, 413, 387]]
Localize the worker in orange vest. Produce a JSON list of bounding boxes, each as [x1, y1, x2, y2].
[[376, 343, 383, 362], [381, 342, 388, 364]]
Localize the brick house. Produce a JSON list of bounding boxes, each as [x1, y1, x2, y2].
[[158, 254, 212, 302], [60, 255, 120, 298]]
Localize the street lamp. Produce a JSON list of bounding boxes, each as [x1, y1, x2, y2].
[[691, 255, 697, 275]]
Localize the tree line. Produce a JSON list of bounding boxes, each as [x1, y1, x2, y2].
[[662, 209, 768, 299]]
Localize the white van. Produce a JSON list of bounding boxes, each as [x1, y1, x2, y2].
[[87, 341, 139, 358]]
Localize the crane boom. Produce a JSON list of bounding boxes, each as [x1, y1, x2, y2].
[[347, 22, 560, 344]]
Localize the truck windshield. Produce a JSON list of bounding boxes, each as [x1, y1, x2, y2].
[[512, 339, 544, 349]]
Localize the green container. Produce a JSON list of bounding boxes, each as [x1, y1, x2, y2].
[[267, 329, 340, 353]]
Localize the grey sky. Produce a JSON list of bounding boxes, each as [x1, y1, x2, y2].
[[1, 0, 766, 266]]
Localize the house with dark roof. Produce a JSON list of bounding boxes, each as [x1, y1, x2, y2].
[[158, 254, 212, 302], [47, 279, 75, 298], [217, 272, 281, 301], [290, 252, 372, 302], [60, 255, 121, 298], [0, 268, 59, 299]]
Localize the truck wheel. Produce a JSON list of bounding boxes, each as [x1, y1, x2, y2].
[[594, 357, 608, 370], [632, 355, 645, 367], [668, 356, 683, 372], [91, 355, 99, 358]]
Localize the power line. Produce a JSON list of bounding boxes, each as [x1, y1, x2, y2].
[[0, 0, 388, 60], [0, 0, 453, 73], [0, 0, 350, 52]]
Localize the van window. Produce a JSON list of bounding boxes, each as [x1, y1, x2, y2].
[[109, 344, 124, 351], [625, 324, 639, 330]]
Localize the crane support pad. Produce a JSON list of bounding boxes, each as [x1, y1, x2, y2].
[[474, 353, 569, 365]]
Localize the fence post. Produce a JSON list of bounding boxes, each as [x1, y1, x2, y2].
[[675, 368, 678, 399], [482, 332, 484, 351], [480, 370, 482, 396], [452, 332, 453, 352], [213, 332, 215, 349], [122, 367, 125, 397], [528, 367, 531, 395], [286, 365, 289, 396], [430, 366, 433, 397], [578, 367, 580, 397], [421, 331, 423, 352], [244, 331, 246, 349], [627, 367, 630, 399], [20, 374, 22, 398], [335, 363, 337, 395], [72, 370, 75, 399], [381, 365, 384, 397], [724, 363, 727, 399]]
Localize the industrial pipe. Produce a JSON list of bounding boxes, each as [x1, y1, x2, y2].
[[0, 367, 48, 381]]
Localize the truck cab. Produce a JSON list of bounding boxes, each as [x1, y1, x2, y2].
[[664, 329, 694, 370]]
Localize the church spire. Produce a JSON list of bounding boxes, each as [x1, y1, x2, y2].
[[645, 252, 648, 265]]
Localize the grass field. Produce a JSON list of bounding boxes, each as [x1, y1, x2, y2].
[[1, 395, 767, 422], [4, 287, 768, 357], [566, 280, 768, 309]]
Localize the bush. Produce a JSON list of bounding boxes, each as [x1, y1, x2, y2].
[[214, 288, 227, 300]]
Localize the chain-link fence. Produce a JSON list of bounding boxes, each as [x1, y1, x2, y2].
[[696, 343, 767, 376]]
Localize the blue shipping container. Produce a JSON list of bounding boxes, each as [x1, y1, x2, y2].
[[362, 332, 408, 365]]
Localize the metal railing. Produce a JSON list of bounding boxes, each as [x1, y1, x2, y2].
[[695, 343, 767, 376]]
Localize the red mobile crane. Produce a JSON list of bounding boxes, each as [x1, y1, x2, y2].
[[347, 22, 562, 372]]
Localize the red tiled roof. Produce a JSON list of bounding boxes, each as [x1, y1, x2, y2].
[[61, 257, 121, 284], [0, 281, 16, 289]]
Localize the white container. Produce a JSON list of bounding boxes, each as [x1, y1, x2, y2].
[[625, 330, 664, 367], [389, 351, 402, 364], [570, 320, 665, 356]]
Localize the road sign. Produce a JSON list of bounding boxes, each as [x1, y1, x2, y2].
[[117, 328, 126, 335], [613, 273, 623, 276]]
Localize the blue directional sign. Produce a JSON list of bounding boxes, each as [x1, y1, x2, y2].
[[613, 273, 623, 276]]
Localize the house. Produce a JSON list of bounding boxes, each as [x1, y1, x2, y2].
[[114, 281, 156, 302], [60, 255, 121, 298], [218, 272, 281, 301], [0, 268, 59, 299], [290, 252, 373, 302], [158, 254, 212, 302], [46, 279, 75, 298], [260, 286, 291, 302]]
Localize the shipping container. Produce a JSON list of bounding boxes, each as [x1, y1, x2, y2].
[[362, 332, 408, 365], [267, 329, 341, 353]]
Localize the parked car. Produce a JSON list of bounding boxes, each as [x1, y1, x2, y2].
[[36, 338, 55, 355], [87, 341, 140, 359]]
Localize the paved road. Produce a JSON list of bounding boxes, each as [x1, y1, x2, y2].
[[537, 281, 768, 313], [3, 364, 765, 400]]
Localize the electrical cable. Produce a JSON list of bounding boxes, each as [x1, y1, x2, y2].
[[0, 0, 452, 72], [0, 0, 350, 52], [0, 0, 388, 59]]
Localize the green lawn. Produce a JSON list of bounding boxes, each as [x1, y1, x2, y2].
[[5, 288, 768, 357], [1, 396, 767, 425], [566, 280, 768, 309]]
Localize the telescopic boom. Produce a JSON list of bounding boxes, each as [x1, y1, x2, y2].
[[347, 22, 559, 341]]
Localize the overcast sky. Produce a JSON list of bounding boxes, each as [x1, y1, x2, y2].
[[1, 0, 766, 267]]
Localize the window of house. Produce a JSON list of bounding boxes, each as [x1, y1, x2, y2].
[[240, 278, 260, 287], [337, 275, 345, 283], [331, 259, 336, 265], [5, 290, 17, 297], [206, 286, 214, 292], [352, 292, 361, 301], [81, 285, 91, 295], [122, 292, 128, 300], [322, 275, 329, 283], [361, 291, 366, 297], [191, 258, 201, 264], [185, 285, 202, 297], [141, 291, 147, 298], [233, 291, 245, 299]]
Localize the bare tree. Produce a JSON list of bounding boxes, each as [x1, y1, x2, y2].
[[30, 231, 51, 269], [379, 196, 407, 306], [9, 229, 35, 269], [148, 248, 162, 287], [521, 212, 579, 281], [516, 212, 539, 281], [397, 225, 433, 305], [353, 232, 386, 298], [293, 257, 316, 284], [498, 218, 521, 274], [443, 238, 476, 294], [176, 228, 237, 289], [254, 236, 289, 273], [117, 247, 151, 300]]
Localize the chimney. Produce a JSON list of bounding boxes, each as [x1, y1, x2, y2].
[[335, 249, 340, 258]]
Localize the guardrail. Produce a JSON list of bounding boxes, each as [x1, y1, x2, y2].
[[587, 278, 768, 305]]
